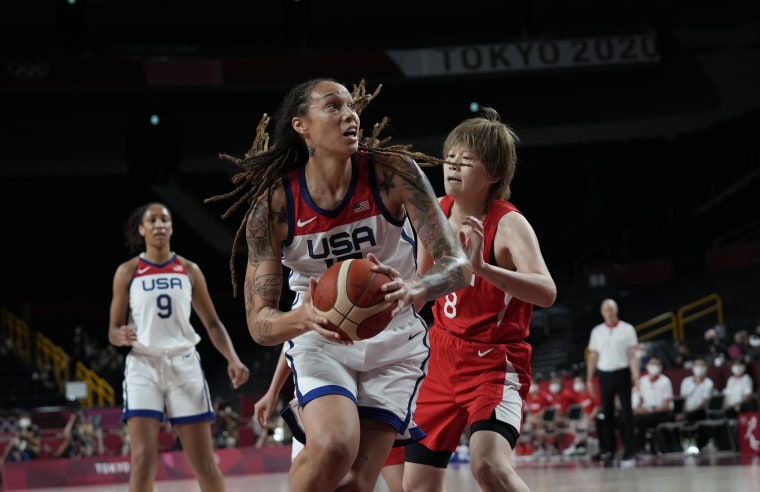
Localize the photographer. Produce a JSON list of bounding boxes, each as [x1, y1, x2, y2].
[[54, 410, 95, 458], [212, 399, 240, 449], [2, 412, 41, 462]]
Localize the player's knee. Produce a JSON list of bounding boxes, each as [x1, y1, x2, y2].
[[306, 437, 356, 472]]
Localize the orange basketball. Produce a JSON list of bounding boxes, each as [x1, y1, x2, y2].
[[313, 258, 395, 341]]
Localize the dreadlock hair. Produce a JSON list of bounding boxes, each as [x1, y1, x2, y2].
[[123, 201, 168, 254], [442, 106, 519, 202], [204, 78, 445, 296]]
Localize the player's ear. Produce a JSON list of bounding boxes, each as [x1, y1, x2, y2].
[[292, 116, 308, 135]]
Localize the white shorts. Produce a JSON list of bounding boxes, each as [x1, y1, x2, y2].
[[122, 349, 215, 424], [282, 308, 429, 445]]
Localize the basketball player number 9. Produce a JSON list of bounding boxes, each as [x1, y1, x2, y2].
[[443, 293, 458, 319], [156, 294, 172, 319]]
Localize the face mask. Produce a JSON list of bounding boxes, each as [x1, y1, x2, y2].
[[573, 382, 585, 393], [18, 418, 31, 429], [732, 365, 745, 376], [646, 365, 661, 376], [549, 383, 561, 394], [693, 366, 707, 378]]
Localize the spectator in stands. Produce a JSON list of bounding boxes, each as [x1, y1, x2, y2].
[[539, 376, 577, 454], [723, 358, 757, 417], [700, 327, 728, 367], [54, 410, 96, 459], [681, 358, 714, 419], [1, 412, 41, 462], [749, 324, 760, 360], [212, 399, 240, 449], [546, 376, 577, 417], [678, 358, 714, 450], [727, 330, 751, 363], [633, 357, 676, 454], [673, 341, 695, 370], [562, 376, 601, 456], [523, 380, 550, 454], [108, 202, 250, 492], [586, 298, 639, 467]]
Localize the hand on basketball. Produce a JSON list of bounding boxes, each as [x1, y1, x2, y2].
[[304, 277, 353, 344], [366, 253, 408, 317]]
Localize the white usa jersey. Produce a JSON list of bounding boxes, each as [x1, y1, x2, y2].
[[128, 252, 201, 355], [282, 151, 417, 296]]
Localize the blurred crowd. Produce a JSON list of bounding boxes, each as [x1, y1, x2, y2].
[[517, 322, 760, 460]]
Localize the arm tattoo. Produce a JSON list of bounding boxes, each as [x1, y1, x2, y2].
[[378, 171, 395, 196], [272, 205, 287, 225], [246, 202, 273, 266], [420, 256, 466, 302], [245, 200, 283, 344], [401, 160, 467, 301]]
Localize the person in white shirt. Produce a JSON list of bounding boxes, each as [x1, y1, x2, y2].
[[723, 359, 756, 417], [681, 359, 715, 416], [632, 357, 675, 454], [679, 358, 714, 450], [586, 298, 640, 467]]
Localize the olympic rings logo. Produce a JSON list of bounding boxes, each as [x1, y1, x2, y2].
[[7, 62, 51, 80]]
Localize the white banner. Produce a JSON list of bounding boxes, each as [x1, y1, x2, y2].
[[386, 32, 661, 77]]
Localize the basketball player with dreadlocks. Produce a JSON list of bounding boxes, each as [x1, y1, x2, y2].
[[205, 78, 471, 492]]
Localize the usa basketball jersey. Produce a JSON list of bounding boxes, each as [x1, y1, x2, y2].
[[432, 196, 533, 344], [282, 151, 417, 295], [128, 253, 201, 355]]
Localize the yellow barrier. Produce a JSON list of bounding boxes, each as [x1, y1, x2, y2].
[[34, 332, 70, 393], [2, 307, 32, 363], [75, 360, 116, 407], [635, 312, 679, 342], [677, 293, 723, 341], [2, 307, 116, 408]]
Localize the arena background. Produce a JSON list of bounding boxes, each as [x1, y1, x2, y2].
[[1, 1, 759, 406]]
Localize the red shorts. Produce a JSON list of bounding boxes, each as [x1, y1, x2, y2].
[[412, 328, 531, 452]]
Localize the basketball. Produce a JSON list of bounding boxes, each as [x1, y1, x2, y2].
[[312, 258, 395, 341]]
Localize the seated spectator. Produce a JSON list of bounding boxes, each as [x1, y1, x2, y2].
[[524, 380, 548, 429], [562, 376, 601, 456], [523, 380, 550, 455], [750, 324, 760, 360], [54, 410, 96, 459], [546, 376, 578, 418], [727, 330, 751, 363], [213, 399, 240, 449], [701, 327, 729, 367], [674, 341, 695, 370], [633, 357, 676, 454], [1, 412, 41, 462], [678, 358, 715, 450], [723, 358, 757, 417]]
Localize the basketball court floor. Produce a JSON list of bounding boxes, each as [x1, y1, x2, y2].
[[19, 452, 760, 492]]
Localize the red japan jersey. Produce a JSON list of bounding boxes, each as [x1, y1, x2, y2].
[[431, 196, 533, 344]]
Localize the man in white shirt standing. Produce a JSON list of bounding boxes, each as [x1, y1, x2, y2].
[[586, 298, 640, 467]]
